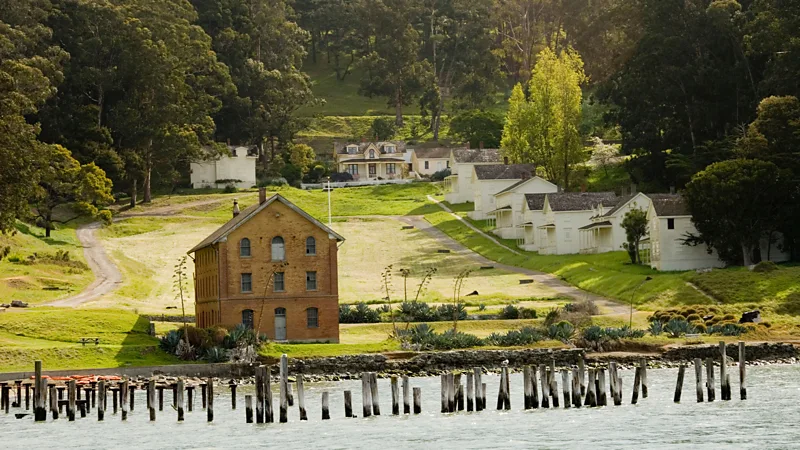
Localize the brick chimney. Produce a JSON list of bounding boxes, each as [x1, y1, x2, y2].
[[232, 199, 240, 218], [259, 187, 267, 204]]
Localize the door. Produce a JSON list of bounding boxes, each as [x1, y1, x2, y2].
[[274, 307, 287, 340], [368, 164, 377, 177]]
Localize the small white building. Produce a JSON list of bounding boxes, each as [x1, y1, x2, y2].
[[578, 192, 662, 254], [537, 192, 617, 255], [443, 148, 501, 204], [411, 147, 451, 176], [334, 141, 409, 181], [468, 163, 537, 221], [490, 176, 558, 240], [520, 193, 549, 251], [190, 145, 258, 189], [642, 194, 726, 271]]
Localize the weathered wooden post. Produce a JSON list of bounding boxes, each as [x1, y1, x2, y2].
[[129, 384, 135, 412], [25, 383, 31, 411], [578, 357, 586, 396], [539, 365, 550, 408], [693, 358, 704, 402], [95, 380, 104, 421], [466, 372, 474, 412], [265, 366, 274, 423], [370, 372, 381, 415], [496, 368, 507, 410], [561, 369, 570, 408], [640, 358, 648, 398], [706, 357, 716, 402], [344, 390, 353, 418], [503, 367, 511, 410], [187, 385, 194, 412], [608, 362, 618, 406], [597, 368, 607, 406], [296, 375, 307, 421], [321, 391, 330, 420], [245, 395, 253, 423], [15, 381, 22, 408], [720, 341, 731, 401], [280, 371, 289, 423], [230, 380, 238, 410], [571, 367, 581, 408], [530, 365, 539, 409], [402, 375, 411, 414], [584, 369, 597, 407], [390, 376, 400, 415], [256, 366, 265, 424], [440, 374, 448, 413], [121, 378, 129, 421], [674, 365, 685, 403], [68, 380, 77, 421], [177, 379, 185, 422], [548, 360, 559, 408], [83, 386, 92, 412], [523, 366, 532, 410], [739, 341, 747, 400], [473, 367, 484, 411], [157, 385, 164, 411], [280, 354, 291, 409], [361, 373, 372, 418], [447, 372, 455, 413], [631, 366, 641, 405], [111, 386, 118, 415], [148, 379, 156, 421], [207, 377, 214, 422], [49, 385, 58, 420], [200, 383, 206, 410], [455, 373, 464, 411], [34, 361, 46, 422], [413, 387, 422, 414]]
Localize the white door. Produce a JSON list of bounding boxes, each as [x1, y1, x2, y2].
[[275, 307, 287, 340]]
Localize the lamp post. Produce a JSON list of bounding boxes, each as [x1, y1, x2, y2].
[[326, 177, 332, 227], [630, 276, 652, 328]]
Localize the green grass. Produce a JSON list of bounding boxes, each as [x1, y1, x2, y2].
[[442, 201, 475, 214], [0, 308, 179, 372], [98, 217, 186, 239], [689, 264, 800, 313], [586, 162, 631, 193], [260, 341, 400, 359]]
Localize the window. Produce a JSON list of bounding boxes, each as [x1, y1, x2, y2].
[[240, 238, 251, 257], [347, 145, 358, 154], [307, 307, 319, 328], [424, 161, 429, 169], [667, 218, 675, 230], [386, 163, 396, 175], [306, 271, 317, 291], [271, 236, 285, 261], [368, 164, 377, 176], [564, 228, 572, 241], [446, 160, 450, 168], [347, 164, 358, 175], [242, 309, 254, 329], [369, 149, 376, 159], [274, 272, 285, 292], [241, 273, 252, 293], [385, 145, 395, 153], [306, 236, 316, 255]]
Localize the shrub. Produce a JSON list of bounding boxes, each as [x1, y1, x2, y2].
[[543, 308, 561, 326], [547, 321, 575, 343], [402, 324, 482, 350], [224, 324, 258, 349], [686, 314, 701, 322], [520, 308, 537, 319], [430, 168, 451, 182], [759, 321, 771, 328], [223, 184, 238, 194], [339, 302, 381, 323], [485, 326, 543, 347], [329, 172, 353, 182], [663, 318, 696, 338], [203, 346, 228, 363], [752, 261, 778, 273], [159, 330, 182, 354], [6, 254, 22, 263], [478, 304, 486, 311], [692, 322, 707, 334], [708, 323, 747, 336], [563, 299, 599, 315], [397, 301, 438, 322], [649, 320, 663, 336], [500, 305, 520, 320], [437, 303, 467, 321]]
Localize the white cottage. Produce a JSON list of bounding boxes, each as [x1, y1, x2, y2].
[[468, 164, 537, 221], [537, 192, 617, 255], [190, 145, 258, 189], [490, 176, 558, 240], [578, 192, 666, 254], [443, 148, 501, 204], [519, 193, 549, 251], [411, 147, 451, 176]]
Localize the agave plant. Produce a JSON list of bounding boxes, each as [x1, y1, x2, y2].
[[663, 318, 696, 338], [203, 346, 228, 363], [649, 320, 664, 336], [159, 330, 182, 354], [547, 321, 575, 343]]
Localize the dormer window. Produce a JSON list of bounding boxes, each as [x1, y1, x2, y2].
[[385, 145, 395, 153], [347, 145, 358, 154], [369, 149, 376, 159]]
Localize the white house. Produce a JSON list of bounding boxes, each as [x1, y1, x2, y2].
[[520, 193, 549, 251], [537, 192, 617, 255], [190, 145, 257, 189], [490, 176, 558, 240], [468, 164, 537, 221], [411, 147, 451, 176], [578, 192, 664, 254], [334, 141, 409, 181], [443, 148, 501, 204]]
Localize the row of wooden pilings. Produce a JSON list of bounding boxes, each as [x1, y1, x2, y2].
[[0, 341, 749, 424]]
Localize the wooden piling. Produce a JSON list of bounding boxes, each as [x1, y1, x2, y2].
[[280, 371, 289, 423], [177, 379, 185, 422], [597, 369, 607, 406], [391, 376, 400, 415], [15, 381, 22, 408], [539, 365, 549, 408], [694, 358, 704, 402], [578, 357, 586, 396], [2, 385, 8, 414], [455, 373, 464, 411], [370, 372, 381, 415], [83, 387, 92, 412], [297, 375, 307, 421], [230, 381, 237, 410], [530, 365, 539, 409], [121, 379, 129, 421], [413, 387, 422, 414], [94, 381, 103, 421], [201, 383, 206, 410], [639, 358, 648, 398], [571, 367, 581, 407], [187, 385, 194, 412], [549, 368, 559, 408], [322, 391, 330, 420], [49, 385, 58, 420], [265, 366, 274, 423], [112, 387, 118, 414], [402, 375, 411, 414], [472, 367, 484, 411], [68, 380, 77, 421], [148, 379, 156, 421], [720, 341, 730, 401], [447, 372, 455, 413], [128, 385, 135, 412], [739, 341, 746, 400], [608, 363, 618, 406], [523, 366, 532, 410], [631, 366, 641, 405], [25, 383, 31, 410], [158, 385, 164, 411], [245, 395, 253, 423], [584, 369, 597, 407], [207, 377, 214, 422], [90, 381, 97, 408], [256, 366, 265, 424], [674, 365, 685, 403], [362, 372, 372, 418], [561, 369, 570, 408], [496, 368, 506, 410], [441, 374, 448, 413], [503, 367, 511, 410], [706, 357, 715, 402], [34, 361, 46, 422], [344, 390, 353, 418]]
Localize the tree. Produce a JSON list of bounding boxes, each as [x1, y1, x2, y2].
[[589, 137, 620, 176], [620, 208, 648, 264], [500, 83, 532, 162], [287, 143, 316, 175], [30, 145, 114, 237], [370, 117, 397, 141], [684, 159, 792, 266], [450, 110, 504, 148]]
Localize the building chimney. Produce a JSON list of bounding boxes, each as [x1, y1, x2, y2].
[[232, 199, 240, 218], [669, 186, 676, 194], [479, 141, 484, 149], [259, 187, 267, 204], [503, 156, 509, 165], [631, 183, 637, 195]]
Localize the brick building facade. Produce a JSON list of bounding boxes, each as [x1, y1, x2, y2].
[[188, 190, 344, 342]]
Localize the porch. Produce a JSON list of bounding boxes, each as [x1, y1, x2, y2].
[[579, 221, 615, 254]]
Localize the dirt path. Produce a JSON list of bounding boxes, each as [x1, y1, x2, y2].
[[428, 195, 522, 255], [46, 197, 228, 307]]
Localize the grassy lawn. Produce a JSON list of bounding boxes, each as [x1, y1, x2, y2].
[[0, 308, 179, 372], [0, 221, 94, 305]]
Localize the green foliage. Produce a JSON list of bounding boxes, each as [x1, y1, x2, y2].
[[369, 117, 397, 140], [663, 318, 697, 338], [450, 110, 503, 148], [203, 346, 228, 363], [485, 326, 544, 347], [159, 330, 182, 354], [752, 261, 779, 273], [501, 305, 521, 320], [223, 185, 238, 194], [547, 321, 575, 343], [402, 324, 484, 350], [581, 325, 646, 347], [339, 302, 381, 323], [707, 323, 747, 336], [620, 208, 648, 264], [430, 169, 451, 182]]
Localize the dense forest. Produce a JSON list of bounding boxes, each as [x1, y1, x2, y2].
[[1, 0, 798, 261]]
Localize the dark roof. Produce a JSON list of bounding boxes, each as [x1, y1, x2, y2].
[[452, 148, 501, 163], [579, 221, 613, 230], [335, 141, 406, 155], [603, 192, 677, 217], [334, 158, 405, 163], [487, 206, 512, 215], [650, 194, 689, 217], [546, 192, 617, 212], [188, 194, 345, 254], [524, 193, 547, 211], [413, 147, 451, 159], [474, 163, 536, 181]]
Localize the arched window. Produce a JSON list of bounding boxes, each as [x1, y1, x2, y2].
[[271, 236, 285, 261], [306, 236, 316, 255], [369, 149, 376, 159], [306, 307, 319, 328], [242, 309, 254, 329], [240, 238, 251, 257]]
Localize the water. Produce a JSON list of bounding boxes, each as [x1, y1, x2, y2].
[[3, 365, 800, 449]]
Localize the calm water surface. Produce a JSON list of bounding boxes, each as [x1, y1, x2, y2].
[[2, 364, 799, 449]]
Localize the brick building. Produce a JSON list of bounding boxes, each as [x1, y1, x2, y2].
[[188, 190, 344, 342]]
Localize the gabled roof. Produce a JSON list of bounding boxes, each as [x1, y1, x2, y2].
[[603, 192, 676, 218], [413, 147, 452, 159], [650, 194, 690, 217], [579, 221, 613, 230], [474, 163, 536, 181], [452, 148, 501, 163], [546, 192, 617, 212], [494, 176, 556, 196], [335, 141, 406, 155], [188, 194, 345, 254], [524, 193, 548, 211]]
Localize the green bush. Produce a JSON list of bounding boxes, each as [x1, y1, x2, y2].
[[203, 346, 228, 363], [752, 261, 778, 273], [402, 324, 483, 350], [663, 318, 696, 338], [485, 326, 543, 346], [159, 330, 182, 354], [6, 254, 23, 263], [686, 314, 701, 322], [437, 303, 467, 321], [547, 321, 575, 343], [649, 320, 663, 336], [339, 302, 381, 323], [223, 184, 238, 194], [430, 168, 451, 182], [707, 323, 747, 336], [500, 305, 520, 320]]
